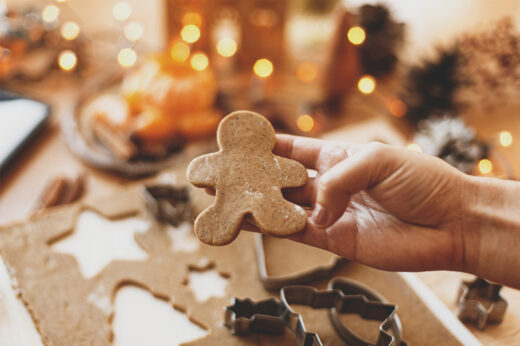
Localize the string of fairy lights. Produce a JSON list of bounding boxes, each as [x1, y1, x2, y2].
[[37, 0, 145, 72], [7, 1, 515, 175]]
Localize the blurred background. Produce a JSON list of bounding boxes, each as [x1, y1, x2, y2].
[[2, 1, 520, 344], [2, 0, 520, 226]]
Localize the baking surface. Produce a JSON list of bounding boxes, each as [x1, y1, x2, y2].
[[0, 184, 463, 345]]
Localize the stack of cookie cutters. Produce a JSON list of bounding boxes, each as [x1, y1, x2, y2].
[[225, 277, 407, 346], [455, 277, 508, 330], [143, 184, 193, 226]]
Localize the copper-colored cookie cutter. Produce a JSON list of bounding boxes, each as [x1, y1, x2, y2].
[[455, 277, 508, 330], [143, 184, 193, 226], [225, 277, 407, 346], [254, 234, 348, 291]]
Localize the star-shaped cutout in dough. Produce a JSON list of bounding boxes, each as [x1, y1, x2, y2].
[[51, 210, 149, 278]]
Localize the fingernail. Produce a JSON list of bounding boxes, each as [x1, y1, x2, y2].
[[311, 204, 329, 227]]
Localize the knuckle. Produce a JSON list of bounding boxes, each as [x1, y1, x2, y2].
[[362, 142, 388, 158], [317, 174, 334, 193], [318, 143, 347, 170]]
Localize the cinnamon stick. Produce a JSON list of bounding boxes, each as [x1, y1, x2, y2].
[[93, 117, 137, 161], [34, 176, 69, 210]]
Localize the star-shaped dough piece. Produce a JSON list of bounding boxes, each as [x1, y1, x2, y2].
[[51, 210, 149, 278], [187, 111, 308, 245]]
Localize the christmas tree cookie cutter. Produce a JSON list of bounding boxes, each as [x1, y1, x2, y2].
[[225, 277, 407, 346], [455, 277, 508, 330], [254, 233, 348, 291]]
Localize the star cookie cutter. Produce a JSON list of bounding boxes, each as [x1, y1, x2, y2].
[[255, 234, 348, 291], [455, 277, 508, 330], [225, 277, 406, 346], [143, 184, 193, 226]]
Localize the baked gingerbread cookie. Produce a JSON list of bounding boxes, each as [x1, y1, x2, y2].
[[187, 111, 308, 245]]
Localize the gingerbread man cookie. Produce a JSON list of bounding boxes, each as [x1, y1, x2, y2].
[[187, 111, 308, 245]]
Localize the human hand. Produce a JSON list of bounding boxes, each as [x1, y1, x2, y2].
[[275, 134, 474, 273]]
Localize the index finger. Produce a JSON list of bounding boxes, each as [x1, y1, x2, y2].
[[274, 134, 325, 170]]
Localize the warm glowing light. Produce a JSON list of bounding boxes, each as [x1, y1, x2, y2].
[[357, 75, 376, 94], [60, 21, 80, 41], [112, 2, 132, 22], [169, 41, 190, 62], [42, 5, 59, 23], [190, 52, 209, 71], [124, 22, 143, 41], [387, 98, 407, 117], [253, 58, 273, 78], [347, 26, 366, 45], [478, 159, 493, 174], [216, 38, 237, 57], [181, 24, 200, 43], [296, 115, 314, 132], [182, 12, 202, 27], [296, 62, 318, 83], [406, 143, 422, 152], [117, 48, 137, 68], [499, 131, 513, 147], [56, 0, 67, 3], [58, 50, 77, 71]]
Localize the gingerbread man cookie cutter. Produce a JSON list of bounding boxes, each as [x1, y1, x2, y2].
[[225, 277, 407, 346], [187, 110, 308, 245]]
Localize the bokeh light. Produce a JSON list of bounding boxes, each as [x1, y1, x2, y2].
[[124, 22, 144, 42], [58, 50, 77, 71], [181, 24, 201, 44], [113, 2, 132, 22], [478, 159, 493, 174], [253, 58, 273, 78], [60, 21, 80, 41], [499, 131, 513, 147], [169, 41, 190, 62], [182, 12, 202, 27], [406, 143, 422, 152], [190, 52, 209, 71], [42, 5, 60, 23], [296, 62, 318, 83], [387, 98, 407, 117], [216, 38, 237, 57], [296, 115, 314, 132], [56, 0, 67, 3], [117, 48, 137, 68], [347, 26, 366, 45], [357, 75, 376, 94]]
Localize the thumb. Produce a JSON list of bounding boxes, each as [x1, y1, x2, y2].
[[310, 143, 395, 228]]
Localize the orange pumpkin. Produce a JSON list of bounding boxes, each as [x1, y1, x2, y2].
[[178, 110, 222, 140], [132, 108, 178, 141], [121, 54, 217, 116]]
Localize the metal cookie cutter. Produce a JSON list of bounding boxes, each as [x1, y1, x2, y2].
[[326, 278, 406, 346], [255, 234, 348, 291], [225, 277, 406, 346], [143, 184, 193, 226], [456, 277, 508, 330]]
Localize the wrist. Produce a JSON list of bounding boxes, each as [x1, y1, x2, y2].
[[461, 174, 520, 287]]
